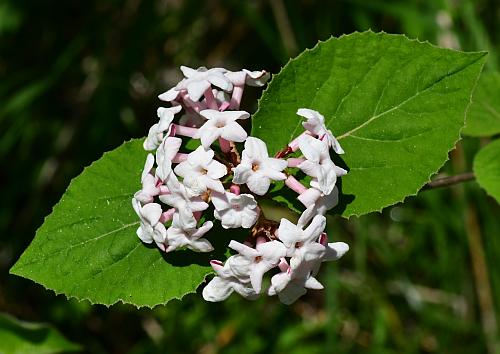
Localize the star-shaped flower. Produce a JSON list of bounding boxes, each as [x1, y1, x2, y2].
[[174, 146, 226, 196], [131, 198, 167, 248], [164, 214, 214, 253], [297, 108, 344, 154], [228, 239, 287, 293], [196, 109, 250, 149], [143, 105, 182, 151], [277, 214, 327, 271], [175, 66, 233, 101], [232, 137, 287, 195], [202, 258, 259, 302], [211, 191, 259, 229], [268, 260, 324, 305], [297, 134, 346, 195]]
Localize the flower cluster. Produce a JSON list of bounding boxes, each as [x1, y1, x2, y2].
[[132, 66, 349, 304]]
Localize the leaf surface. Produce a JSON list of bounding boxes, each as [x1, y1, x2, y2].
[[252, 31, 486, 216], [10, 140, 212, 308], [463, 71, 500, 137], [474, 139, 500, 203], [0, 313, 81, 354]]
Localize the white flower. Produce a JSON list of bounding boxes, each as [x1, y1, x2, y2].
[[202, 259, 259, 302], [155, 136, 182, 182], [297, 108, 344, 154], [134, 154, 160, 204], [174, 146, 226, 196], [225, 69, 270, 87], [176, 66, 233, 101], [297, 186, 339, 226], [268, 261, 324, 305], [211, 191, 259, 229], [277, 214, 327, 271], [131, 198, 167, 247], [197, 109, 250, 149], [228, 239, 287, 293], [232, 137, 287, 195], [297, 134, 346, 195], [164, 214, 214, 253], [159, 174, 208, 229], [143, 105, 182, 151], [312, 233, 349, 275]]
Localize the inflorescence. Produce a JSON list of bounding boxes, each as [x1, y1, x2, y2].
[[132, 66, 349, 304]]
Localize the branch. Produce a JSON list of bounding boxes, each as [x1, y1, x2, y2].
[[422, 172, 475, 190]]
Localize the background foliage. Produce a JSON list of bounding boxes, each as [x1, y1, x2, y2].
[[1, 0, 500, 353]]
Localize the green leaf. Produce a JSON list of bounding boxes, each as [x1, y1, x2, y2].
[[252, 31, 486, 217], [10, 140, 213, 308], [473, 139, 500, 203], [462, 71, 500, 137], [0, 313, 81, 354]]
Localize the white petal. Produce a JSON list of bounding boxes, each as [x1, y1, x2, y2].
[[210, 191, 230, 211], [180, 65, 199, 78], [277, 219, 303, 247], [244, 137, 268, 159], [206, 160, 227, 179], [202, 277, 234, 302], [141, 203, 162, 225], [324, 242, 349, 261], [298, 160, 320, 178], [189, 238, 214, 252], [229, 240, 259, 258], [187, 80, 211, 101], [207, 73, 233, 91], [158, 87, 181, 101], [304, 276, 324, 290], [221, 122, 248, 142], [268, 272, 291, 296], [137, 225, 153, 244], [141, 153, 155, 183], [246, 174, 270, 195], [257, 240, 287, 261], [232, 164, 253, 184], [243, 69, 270, 87], [198, 125, 221, 149], [304, 215, 326, 242]]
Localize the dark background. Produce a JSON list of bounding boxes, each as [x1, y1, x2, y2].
[[1, 0, 500, 353]]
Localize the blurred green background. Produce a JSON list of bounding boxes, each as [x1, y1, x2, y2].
[[1, 0, 500, 353]]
